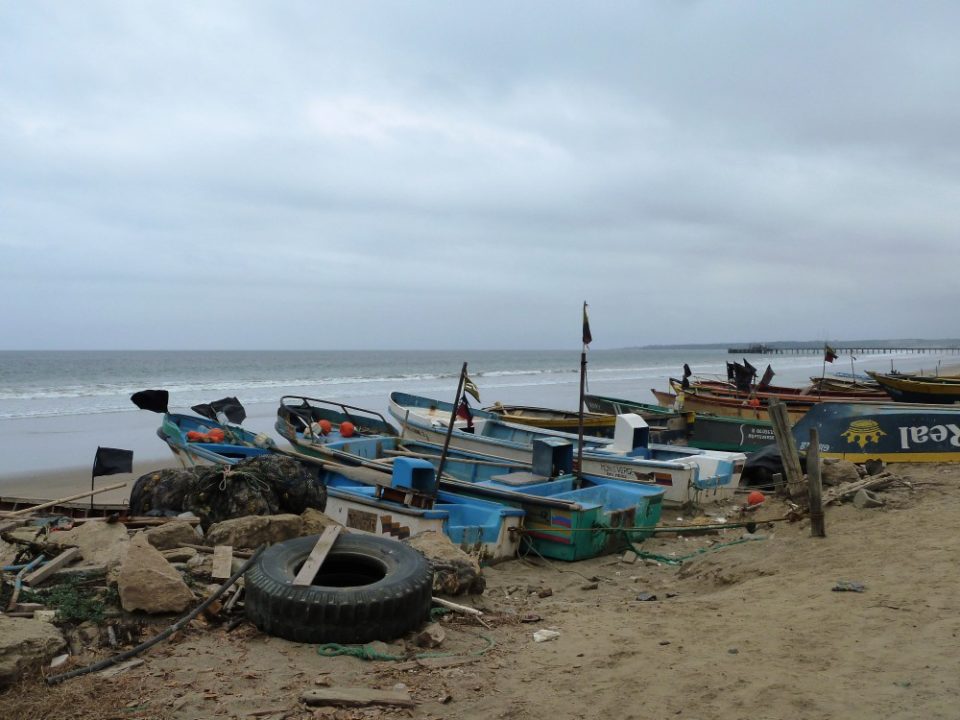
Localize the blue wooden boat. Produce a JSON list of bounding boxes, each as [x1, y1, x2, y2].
[[398, 438, 665, 561], [157, 411, 523, 562], [793, 400, 960, 463], [272, 399, 665, 561], [388, 391, 745, 506]]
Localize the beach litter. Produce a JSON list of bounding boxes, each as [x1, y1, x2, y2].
[[832, 580, 866, 593]]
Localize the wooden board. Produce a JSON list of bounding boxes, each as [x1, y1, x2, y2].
[[23, 547, 81, 587], [211, 545, 234, 580], [300, 687, 415, 708], [292, 526, 342, 586]]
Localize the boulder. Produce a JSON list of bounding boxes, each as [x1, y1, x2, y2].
[[415, 622, 446, 648], [206, 514, 302, 549], [117, 534, 195, 614], [0, 617, 66, 686], [821, 460, 861, 487], [46, 521, 129, 568], [300, 508, 342, 536], [144, 521, 200, 551], [404, 530, 485, 596]]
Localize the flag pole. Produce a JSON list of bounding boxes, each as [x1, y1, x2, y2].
[[819, 344, 828, 400], [577, 301, 591, 489], [577, 348, 586, 488], [435, 362, 467, 488]]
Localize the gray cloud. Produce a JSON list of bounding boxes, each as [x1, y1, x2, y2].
[[2, 1, 959, 349]]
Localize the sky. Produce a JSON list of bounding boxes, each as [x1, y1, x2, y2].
[[2, 1, 959, 350]]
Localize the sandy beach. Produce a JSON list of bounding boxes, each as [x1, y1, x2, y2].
[[3, 461, 958, 719]]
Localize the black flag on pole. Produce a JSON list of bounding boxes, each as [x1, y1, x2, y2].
[[93, 447, 133, 478], [130, 389, 169, 414], [582, 302, 592, 347], [192, 397, 246, 424], [758, 364, 776, 389]]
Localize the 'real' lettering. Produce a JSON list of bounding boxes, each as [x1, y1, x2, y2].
[[950, 424, 960, 447], [898, 424, 960, 449]]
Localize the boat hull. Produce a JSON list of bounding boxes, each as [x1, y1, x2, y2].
[[867, 373, 960, 404], [794, 401, 960, 462]]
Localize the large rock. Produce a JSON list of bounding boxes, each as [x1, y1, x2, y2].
[[404, 531, 485, 596], [144, 521, 200, 551], [46, 521, 129, 568], [0, 617, 66, 686], [206, 514, 302, 548], [821, 460, 861, 487], [117, 534, 195, 614], [300, 508, 342, 536]]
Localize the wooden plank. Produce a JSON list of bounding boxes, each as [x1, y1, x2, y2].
[[211, 545, 234, 580], [292, 526, 341, 586], [807, 428, 825, 538], [300, 687, 415, 708], [23, 547, 81, 587]]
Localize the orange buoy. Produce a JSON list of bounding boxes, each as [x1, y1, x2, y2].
[[318, 419, 332, 435], [339, 421, 355, 438], [747, 490, 765, 506]]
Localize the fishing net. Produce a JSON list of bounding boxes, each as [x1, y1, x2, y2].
[[129, 456, 326, 529]]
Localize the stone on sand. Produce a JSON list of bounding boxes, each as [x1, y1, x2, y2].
[[404, 530, 485, 595], [144, 520, 200, 550], [0, 617, 66, 686], [46, 520, 129, 568], [821, 460, 861, 487], [117, 534, 195, 614]]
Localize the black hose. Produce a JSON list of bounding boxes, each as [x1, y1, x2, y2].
[[46, 544, 265, 686]]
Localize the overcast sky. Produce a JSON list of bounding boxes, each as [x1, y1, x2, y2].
[[2, 2, 958, 350]]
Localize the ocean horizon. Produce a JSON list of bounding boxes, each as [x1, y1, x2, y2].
[[1, 347, 956, 480]]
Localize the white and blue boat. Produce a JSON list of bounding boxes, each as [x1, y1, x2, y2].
[[273, 397, 666, 561], [388, 391, 745, 506]]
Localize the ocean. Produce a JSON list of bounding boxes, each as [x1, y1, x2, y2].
[[0, 348, 953, 480]]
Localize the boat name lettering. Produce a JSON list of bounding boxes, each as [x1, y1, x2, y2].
[[898, 424, 960, 449]]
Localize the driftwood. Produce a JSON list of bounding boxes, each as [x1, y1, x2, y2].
[[823, 472, 902, 505], [300, 687, 415, 708]]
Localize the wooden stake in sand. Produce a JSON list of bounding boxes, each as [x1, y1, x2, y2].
[[767, 400, 805, 497], [807, 428, 826, 538]]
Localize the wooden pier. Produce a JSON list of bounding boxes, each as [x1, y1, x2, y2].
[[728, 345, 960, 356]]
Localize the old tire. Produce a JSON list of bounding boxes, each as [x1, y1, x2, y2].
[[244, 533, 433, 644]]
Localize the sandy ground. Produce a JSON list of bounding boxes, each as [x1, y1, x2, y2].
[[3, 462, 960, 720]]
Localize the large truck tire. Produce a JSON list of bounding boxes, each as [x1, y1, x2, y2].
[[244, 533, 433, 644]]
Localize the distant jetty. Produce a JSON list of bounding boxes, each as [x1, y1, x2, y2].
[[728, 344, 960, 355]]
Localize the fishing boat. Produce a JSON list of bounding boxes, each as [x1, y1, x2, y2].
[[865, 372, 960, 404], [273, 399, 665, 560], [678, 377, 885, 401], [157, 410, 523, 562], [652, 386, 811, 425], [585, 392, 775, 453], [793, 400, 960, 463], [483, 402, 618, 437], [400, 438, 664, 561], [388, 391, 744, 506]]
